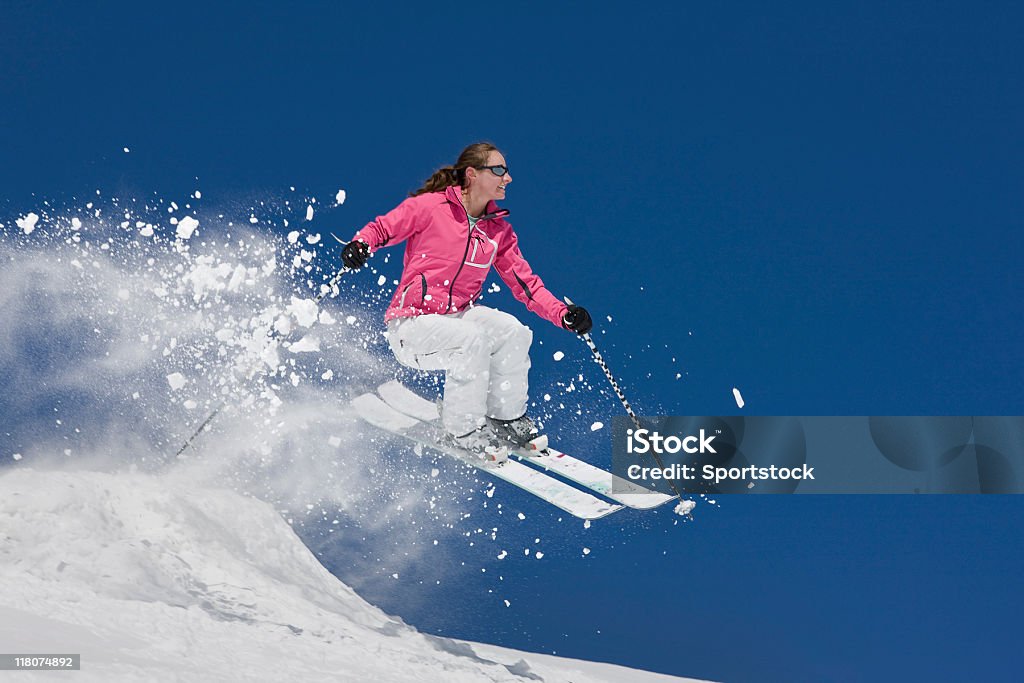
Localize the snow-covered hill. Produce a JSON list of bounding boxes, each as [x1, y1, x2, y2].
[[0, 467, 705, 682]]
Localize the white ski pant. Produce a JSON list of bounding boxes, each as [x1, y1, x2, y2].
[[386, 306, 532, 436]]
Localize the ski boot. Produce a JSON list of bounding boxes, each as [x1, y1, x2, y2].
[[444, 426, 509, 466], [487, 415, 549, 455]]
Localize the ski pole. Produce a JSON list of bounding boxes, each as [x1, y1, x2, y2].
[[174, 262, 353, 457], [564, 297, 642, 430], [565, 297, 689, 507]]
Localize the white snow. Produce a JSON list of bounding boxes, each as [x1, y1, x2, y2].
[[175, 216, 199, 240], [287, 231, 300, 244], [306, 204, 314, 221], [287, 297, 319, 327], [166, 372, 187, 390], [227, 264, 248, 291], [273, 315, 293, 335], [289, 335, 321, 353], [553, 351, 565, 361], [335, 189, 347, 205], [732, 387, 745, 408], [0, 468, 703, 683], [17, 212, 39, 234], [590, 421, 604, 431], [377, 275, 387, 286], [674, 500, 697, 516], [306, 233, 321, 244], [72, 217, 82, 230]]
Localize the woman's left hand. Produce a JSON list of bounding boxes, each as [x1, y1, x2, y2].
[[562, 304, 593, 335]]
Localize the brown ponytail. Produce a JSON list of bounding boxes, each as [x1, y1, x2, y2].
[[411, 142, 500, 197]]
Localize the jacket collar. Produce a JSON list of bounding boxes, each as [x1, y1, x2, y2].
[[444, 185, 509, 221]]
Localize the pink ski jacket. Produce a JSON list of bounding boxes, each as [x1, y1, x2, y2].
[[352, 185, 569, 327]]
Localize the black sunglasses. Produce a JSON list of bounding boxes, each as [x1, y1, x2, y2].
[[474, 164, 510, 177]]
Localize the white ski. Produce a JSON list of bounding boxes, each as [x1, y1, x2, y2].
[[375, 380, 676, 511], [351, 392, 623, 520]]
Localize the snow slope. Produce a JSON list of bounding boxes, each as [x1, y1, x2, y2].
[[0, 467, 706, 683]]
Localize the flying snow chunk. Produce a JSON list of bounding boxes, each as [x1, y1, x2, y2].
[[140, 225, 154, 237], [194, 190, 202, 199], [335, 189, 347, 205], [273, 316, 293, 336], [732, 387, 745, 408], [306, 234, 321, 244], [583, 547, 591, 555], [175, 216, 199, 240], [12, 453, 22, 461], [318, 310, 335, 325], [287, 297, 319, 327], [123, 147, 130, 153], [377, 275, 387, 286], [674, 500, 696, 516], [17, 213, 39, 234], [227, 265, 247, 292], [183, 400, 198, 410], [306, 204, 314, 221], [287, 231, 300, 244], [289, 335, 320, 353], [71, 217, 82, 230], [517, 512, 526, 520], [553, 351, 565, 361], [590, 422, 604, 431], [328, 436, 342, 448], [166, 373, 187, 391]]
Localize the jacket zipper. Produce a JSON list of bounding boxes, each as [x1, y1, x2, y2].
[[446, 224, 473, 313], [445, 205, 510, 313]]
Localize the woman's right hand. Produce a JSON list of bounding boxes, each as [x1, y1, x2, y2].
[[341, 241, 370, 269]]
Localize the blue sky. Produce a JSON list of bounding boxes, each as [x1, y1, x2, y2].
[[3, 2, 1022, 680]]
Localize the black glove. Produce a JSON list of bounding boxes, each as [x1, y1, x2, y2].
[[562, 304, 593, 335], [341, 240, 370, 269]]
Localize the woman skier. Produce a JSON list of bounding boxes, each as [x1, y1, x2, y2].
[[341, 142, 592, 463]]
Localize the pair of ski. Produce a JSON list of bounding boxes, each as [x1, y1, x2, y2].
[[352, 381, 675, 520]]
